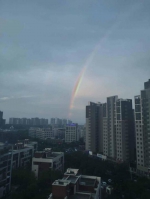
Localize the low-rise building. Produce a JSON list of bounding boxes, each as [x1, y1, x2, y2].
[[49, 168, 101, 199], [18, 139, 38, 152], [32, 148, 64, 178], [52, 128, 65, 139], [29, 127, 53, 140], [65, 124, 79, 143], [0, 140, 38, 198], [12, 142, 34, 169]]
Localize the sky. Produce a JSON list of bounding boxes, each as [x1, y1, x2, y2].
[[0, 0, 150, 124]]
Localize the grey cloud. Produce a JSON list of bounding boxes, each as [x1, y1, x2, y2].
[[0, 0, 150, 123]]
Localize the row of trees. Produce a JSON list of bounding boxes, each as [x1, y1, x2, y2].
[[2, 150, 149, 199], [65, 151, 150, 199], [10, 168, 62, 199]]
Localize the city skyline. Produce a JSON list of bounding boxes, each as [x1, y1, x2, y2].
[[0, 0, 150, 124]]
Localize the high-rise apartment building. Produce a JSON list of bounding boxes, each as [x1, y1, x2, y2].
[[86, 102, 100, 153], [115, 99, 135, 162], [135, 79, 150, 177], [107, 96, 118, 158], [86, 96, 135, 162], [101, 103, 108, 156]]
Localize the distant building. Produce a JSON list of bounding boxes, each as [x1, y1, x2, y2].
[[48, 168, 101, 199], [55, 118, 62, 127], [32, 148, 64, 178], [65, 123, 78, 143], [68, 120, 72, 125], [9, 117, 48, 126], [40, 118, 48, 125], [62, 119, 67, 126], [26, 118, 31, 125], [0, 111, 5, 126], [51, 118, 55, 126], [31, 118, 40, 126], [50, 118, 73, 127], [9, 118, 21, 125]]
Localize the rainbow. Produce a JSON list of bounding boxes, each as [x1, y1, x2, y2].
[[69, 24, 117, 114], [69, 66, 86, 110], [69, 49, 96, 113], [68, 3, 140, 116]]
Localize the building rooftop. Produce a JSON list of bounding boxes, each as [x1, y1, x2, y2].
[[66, 123, 77, 127], [80, 177, 96, 186], [52, 179, 71, 186], [67, 175, 79, 183], [65, 168, 79, 175], [34, 150, 63, 159], [68, 193, 92, 199], [51, 169, 101, 199]]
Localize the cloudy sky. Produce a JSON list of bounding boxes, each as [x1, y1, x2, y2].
[[0, 0, 150, 124]]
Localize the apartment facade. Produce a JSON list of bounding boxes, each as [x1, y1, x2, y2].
[[107, 96, 118, 158], [32, 148, 64, 178], [65, 124, 78, 143], [0, 140, 37, 198], [86, 101, 110, 154], [86, 102, 99, 153], [135, 79, 150, 176], [0, 145, 12, 198], [102, 103, 108, 156], [86, 96, 135, 162], [49, 168, 101, 199], [12, 142, 34, 169], [115, 99, 135, 162]]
